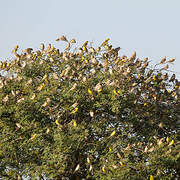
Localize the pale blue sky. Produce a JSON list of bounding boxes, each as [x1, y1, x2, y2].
[[0, 0, 179, 78]]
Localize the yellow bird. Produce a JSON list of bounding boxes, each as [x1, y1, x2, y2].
[[168, 140, 174, 146], [83, 46, 88, 53], [166, 137, 170, 143], [88, 89, 93, 95], [110, 130, 116, 137], [120, 161, 124, 166], [113, 89, 118, 95], [153, 75, 156, 81], [83, 41, 88, 47], [70, 39, 76, 43], [102, 166, 106, 173], [2, 63, 6, 69], [150, 175, 154, 180], [55, 119, 60, 126], [12, 45, 19, 53], [72, 107, 78, 114], [30, 134, 37, 140], [101, 38, 110, 46], [109, 147, 112, 152], [73, 120, 77, 127]]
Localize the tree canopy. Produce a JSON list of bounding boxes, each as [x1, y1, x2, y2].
[[0, 37, 179, 179]]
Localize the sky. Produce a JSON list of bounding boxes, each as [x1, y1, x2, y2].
[[0, 0, 179, 79]]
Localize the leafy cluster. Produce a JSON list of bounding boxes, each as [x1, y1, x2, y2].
[[0, 36, 179, 179]]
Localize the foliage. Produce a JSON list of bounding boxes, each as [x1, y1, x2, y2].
[[0, 37, 179, 179]]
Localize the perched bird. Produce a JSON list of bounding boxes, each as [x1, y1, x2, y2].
[[55, 119, 60, 126], [130, 51, 136, 60], [40, 43, 45, 51], [12, 45, 19, 53], [143, 62, 149, 69], [65, 43, 71, 51], [135, 59, 142, 68], [78, 48, 83, 55], [96, 47, 101, 52], [89, 47, 96, 54], [56, 35, 68, 42], [74, 164, 80, 172], [161, 73, 168, 80], [169, 74, 175, 82], [110, 130, 116, 137], [82, 46, 88, 53], [91, 56, 97, 64], [161, 64, 169, 70], [160, 56, 166, 64], [143, 57, 148, 62], [70, 38, 76, 43], [47, 44, 51, 51], [30, 134, 37, 141], [24, 48, 33, 54], [168, 140, 174, 146], [168, 58, 176, 63], [101, 38, 110, 46], [88, 89, 93, 95], [114, 47, 121, 53], [83, 41, 88, 47]]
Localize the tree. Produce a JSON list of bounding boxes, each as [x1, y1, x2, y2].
[[0, 37, 179, 179]]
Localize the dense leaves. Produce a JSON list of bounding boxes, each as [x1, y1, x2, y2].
[[0, 37, 179, 179]]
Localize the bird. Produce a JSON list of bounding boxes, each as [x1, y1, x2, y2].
[[12, 45, 19, 53], [24, 48, 33, 54], [169, 74, 175, 82], [89, 47, 96, 54], [56, 35, 68, 42], [143, 57, 148, 62], [78, 48, 83, 55], [114, 47, 121, 53], [65, 43, 71, 51], [130, 51, 136, 60], [70, 39, 76, 43], [160, 56, 166, 64], [161, 64, 169, 70], [40, 43, 45, 51], [110, 130, 116, 137], [83, 41, 88, 47], [82, 46, 88, 53], [168, 58, 176, 63], [74, 164, 80, 172]]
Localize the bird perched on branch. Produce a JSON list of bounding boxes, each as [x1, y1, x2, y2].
[[169, 74, 175, 82], [82, 41, 88, 47], [56, 35, 68, 42], [24, 48, 33, 54], [160, 57, 166, 64]]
